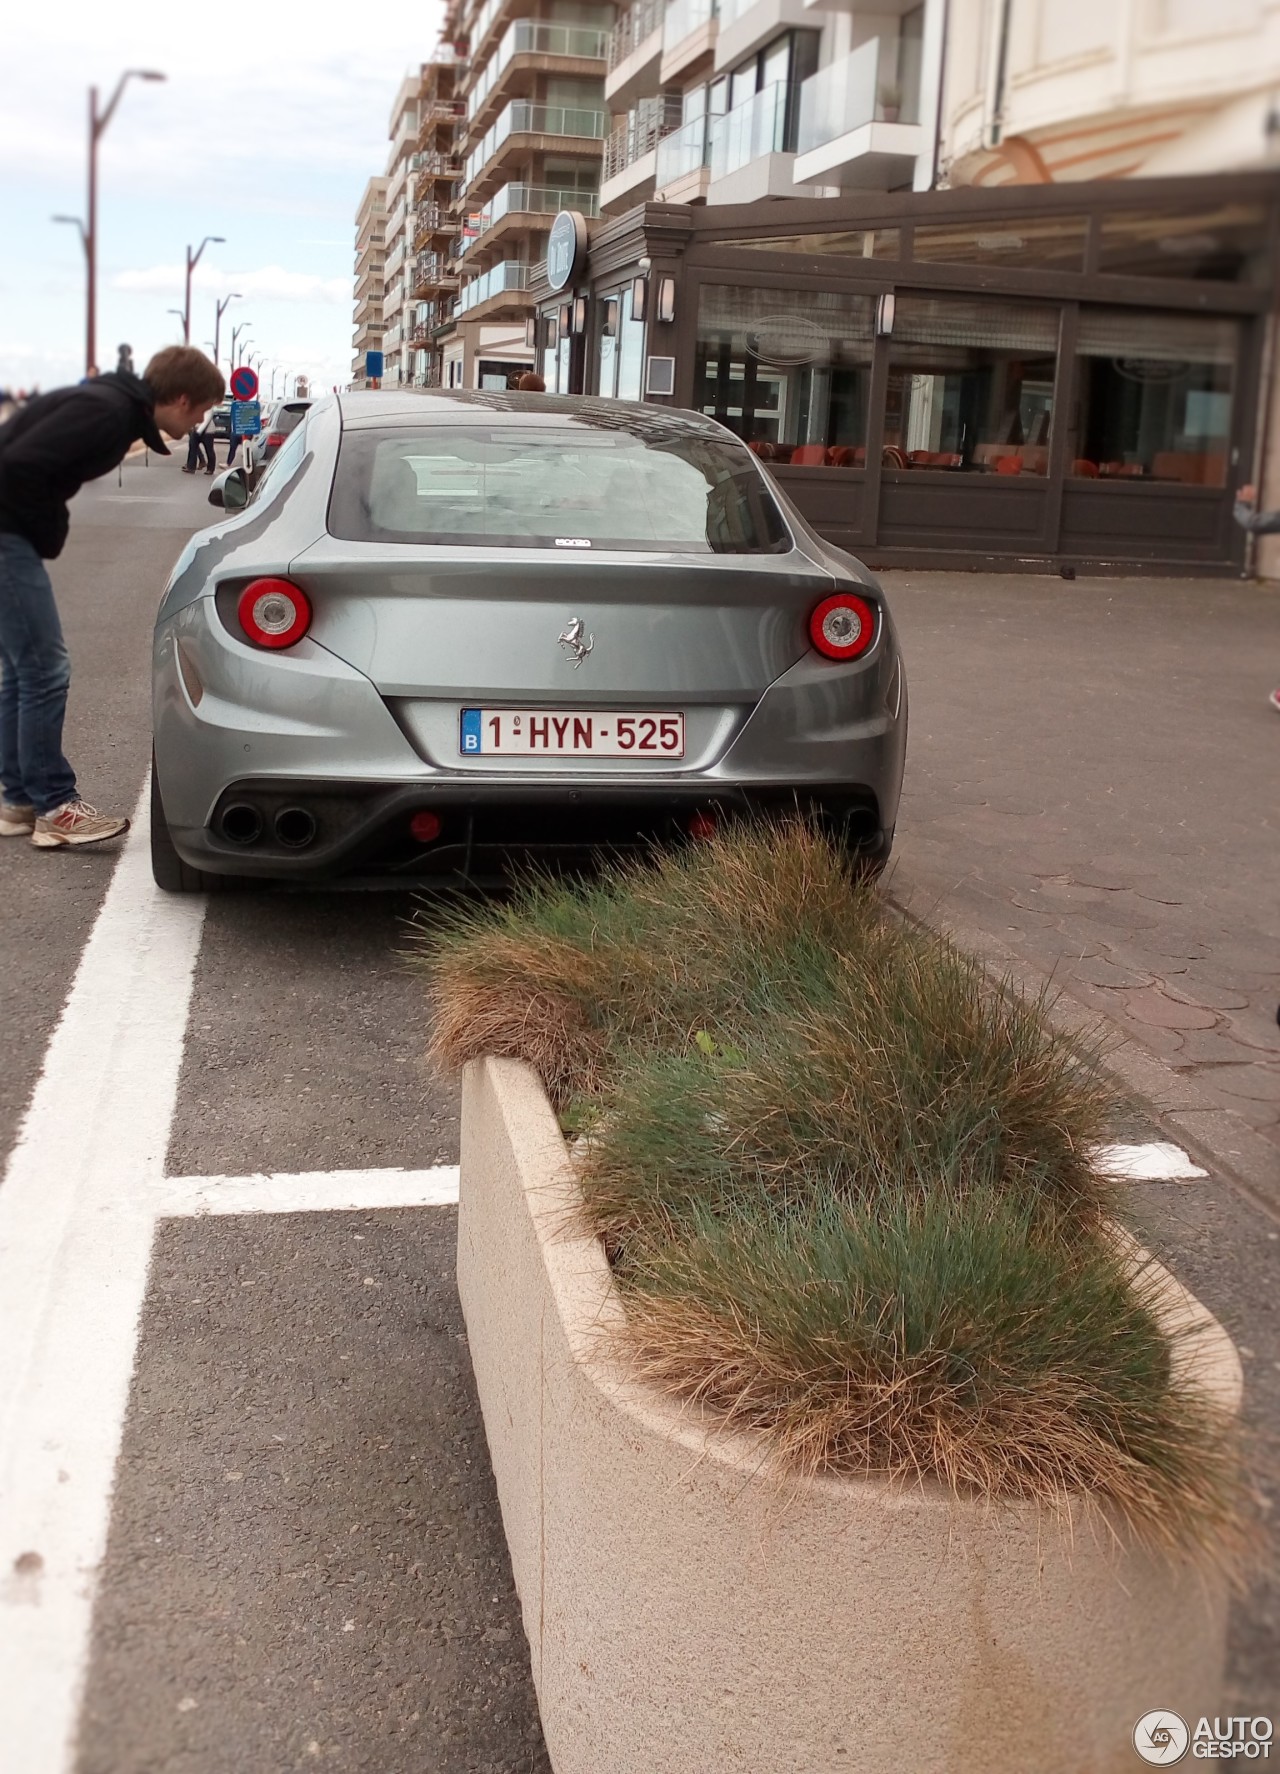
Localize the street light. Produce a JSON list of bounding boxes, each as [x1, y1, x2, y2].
[[230, 321, 252, 366], [183, 236, 225, 345], [214, 292, 241, 372], [167, 307, 186, 338], [67, 69, 168, 375]]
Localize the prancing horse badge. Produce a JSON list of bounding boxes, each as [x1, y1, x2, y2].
[[557, 616, 594, 668]]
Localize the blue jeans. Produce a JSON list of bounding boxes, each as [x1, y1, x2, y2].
[[0, 532, 76, 814]]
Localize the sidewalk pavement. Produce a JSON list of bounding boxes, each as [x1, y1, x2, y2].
[[881, 569, 1279, 1211]]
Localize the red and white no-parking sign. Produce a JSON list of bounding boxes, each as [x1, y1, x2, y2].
[[229, 365, 258, 401]]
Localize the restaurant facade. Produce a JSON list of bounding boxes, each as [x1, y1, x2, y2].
[[529, 170, 1280, 575]]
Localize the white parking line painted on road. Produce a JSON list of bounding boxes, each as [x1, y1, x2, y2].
[[1094, 1142, 1208, 1182], [0, 778, 206, 1774], [157, 1165, 461, 1216]]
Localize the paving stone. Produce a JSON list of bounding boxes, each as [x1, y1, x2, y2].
[[1165, 977, 1252, 1012], [1164, 1030, 1255, 1067], [1068, 956, 1157, 989], [1122, 989, 1220, 1031], [1118, 1019, 1191, 1062], [1210, 1064, 1280, 1104], [1230, 1011, 1280, 1057]]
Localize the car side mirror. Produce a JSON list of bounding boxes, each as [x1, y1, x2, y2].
[[209, 468, 248, 511]]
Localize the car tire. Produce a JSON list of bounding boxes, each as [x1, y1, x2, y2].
[[150, 759, 222, 894]]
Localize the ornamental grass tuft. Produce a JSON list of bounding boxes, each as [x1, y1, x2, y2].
[[420, 821, 1244, 1559]]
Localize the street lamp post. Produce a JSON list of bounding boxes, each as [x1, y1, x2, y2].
[[214, 292, 241, 373], [80, 69, 166, 376], [167, 308, 186, 338], [183, 236, 225, 345], [230, 322, 252, 367]]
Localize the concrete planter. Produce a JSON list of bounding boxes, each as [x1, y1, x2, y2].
[[458, 1056, 1240, 1774]]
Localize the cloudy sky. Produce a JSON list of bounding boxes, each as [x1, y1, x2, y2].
[[0, 0, 443, 396]]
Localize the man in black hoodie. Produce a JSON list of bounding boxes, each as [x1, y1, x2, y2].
[[0, 345, 224, 848]]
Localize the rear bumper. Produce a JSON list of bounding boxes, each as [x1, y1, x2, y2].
[[153, 596, 907, 883], [165, 779, 895, 884]]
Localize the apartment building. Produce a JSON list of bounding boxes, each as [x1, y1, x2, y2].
[[600, 0, 943, 214], [406, 48, 467, 386], [418, 0, 616, 388], [351, 176, 389, 387], [378, 76, 427, 387]]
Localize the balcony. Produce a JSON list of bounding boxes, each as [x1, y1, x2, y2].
[[413, 149, 463, 180], [456, 182, 600, 259], [606, 0, 664, 107], [412, 201, 453, 250], [601, 99, 682, 208], [467, 21, 609, 135], [464, 100, 608, 200], [660, 0, 717, 83], [709, 80, 788, 178], [456, 258, 530, 317], [792, 34, 925, 190], [384, 241, 406, 279], [653, 111, 714, 198], [412, 250, 460, 293], [712, 0, 817, 73]]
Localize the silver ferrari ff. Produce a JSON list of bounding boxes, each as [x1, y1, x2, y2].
[[150, 391, 907, 891]]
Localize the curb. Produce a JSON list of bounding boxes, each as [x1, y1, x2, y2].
[[887, 890, 1280, 1224]]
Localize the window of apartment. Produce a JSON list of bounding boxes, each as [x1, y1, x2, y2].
[[714, 31, 819, 165], [695, 283, 874, 464], [712, 228, 900, 262], [883, 294, 1059, 474], [1096, 205, 1270, 285], [1071, 308, 1238, 485]]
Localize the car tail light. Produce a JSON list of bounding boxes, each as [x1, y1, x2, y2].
[[688, 811, 718, 841], [809, 592, 876, 662], [264, 431, 286, 447], [237, 578, 312, 649]]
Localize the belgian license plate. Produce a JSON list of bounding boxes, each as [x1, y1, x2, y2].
[[460, 708, 685, 758]]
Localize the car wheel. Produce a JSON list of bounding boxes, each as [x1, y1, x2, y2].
[[150, 758, 223, 893]]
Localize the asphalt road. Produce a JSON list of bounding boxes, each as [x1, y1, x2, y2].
[[1, 454, 1276, 1772]]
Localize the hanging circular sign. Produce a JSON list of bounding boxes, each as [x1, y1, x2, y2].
[[746, 313, 832, 368], [230, 365, 259, 400], [546, 210, 588, 294]]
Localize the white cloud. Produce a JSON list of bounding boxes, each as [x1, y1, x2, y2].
[[112, 264, 350, 305]]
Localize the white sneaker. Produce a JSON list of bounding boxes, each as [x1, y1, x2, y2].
[[31, 799, 130, 849], [0, 801, 36, 837]]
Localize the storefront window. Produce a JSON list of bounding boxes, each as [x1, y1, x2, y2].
[[883, 294, 1059, 474], [1072, 309, 1237, 485], [912, 216, 1086, 272], [695, 284, 874, 466], [1096, 205, 1269, 285], [707, 228, 900, 261], [617, 285, 645, 400]]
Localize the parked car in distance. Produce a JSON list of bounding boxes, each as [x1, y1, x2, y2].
[[249, 398, 312, 471], [210, 402, 233, 440], [151, 391, 907, 892]]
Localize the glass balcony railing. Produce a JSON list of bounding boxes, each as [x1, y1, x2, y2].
[[468, 20, 609, 119], [797, 35, 921, 155], [708, 80, 790, 180], [608, 0, 663, 69], [654, 112, 711, 184], [456, 259, 530, 314], [465, 100, 607, 186], [457, 183, 600, 256], [662, 0, 717, 53]]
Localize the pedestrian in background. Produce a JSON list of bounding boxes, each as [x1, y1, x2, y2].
[[197, 405, 218, 474], [0, 346, 225, 848], [1233, 484, 1280, 712]]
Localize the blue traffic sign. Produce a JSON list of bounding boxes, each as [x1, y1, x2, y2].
[[365, 350, 384, 381], [231, 399, 261, 437]]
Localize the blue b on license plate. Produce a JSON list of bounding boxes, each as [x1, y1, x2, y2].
[[460, 708, 685, 758]]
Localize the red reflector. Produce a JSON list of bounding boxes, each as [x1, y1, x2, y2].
[[237, 578, 312, 650], [265, 432, 286, 446], [688, 811, 718, 841], [410, 810, 442, 844], [809, 592, 876, 662]]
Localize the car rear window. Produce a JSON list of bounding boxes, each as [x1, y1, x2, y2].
[[277, 403, 309, 433], [327, 422, 790, 552]]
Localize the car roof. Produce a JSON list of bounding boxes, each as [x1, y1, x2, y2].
[[336, 388, 730, 442]]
